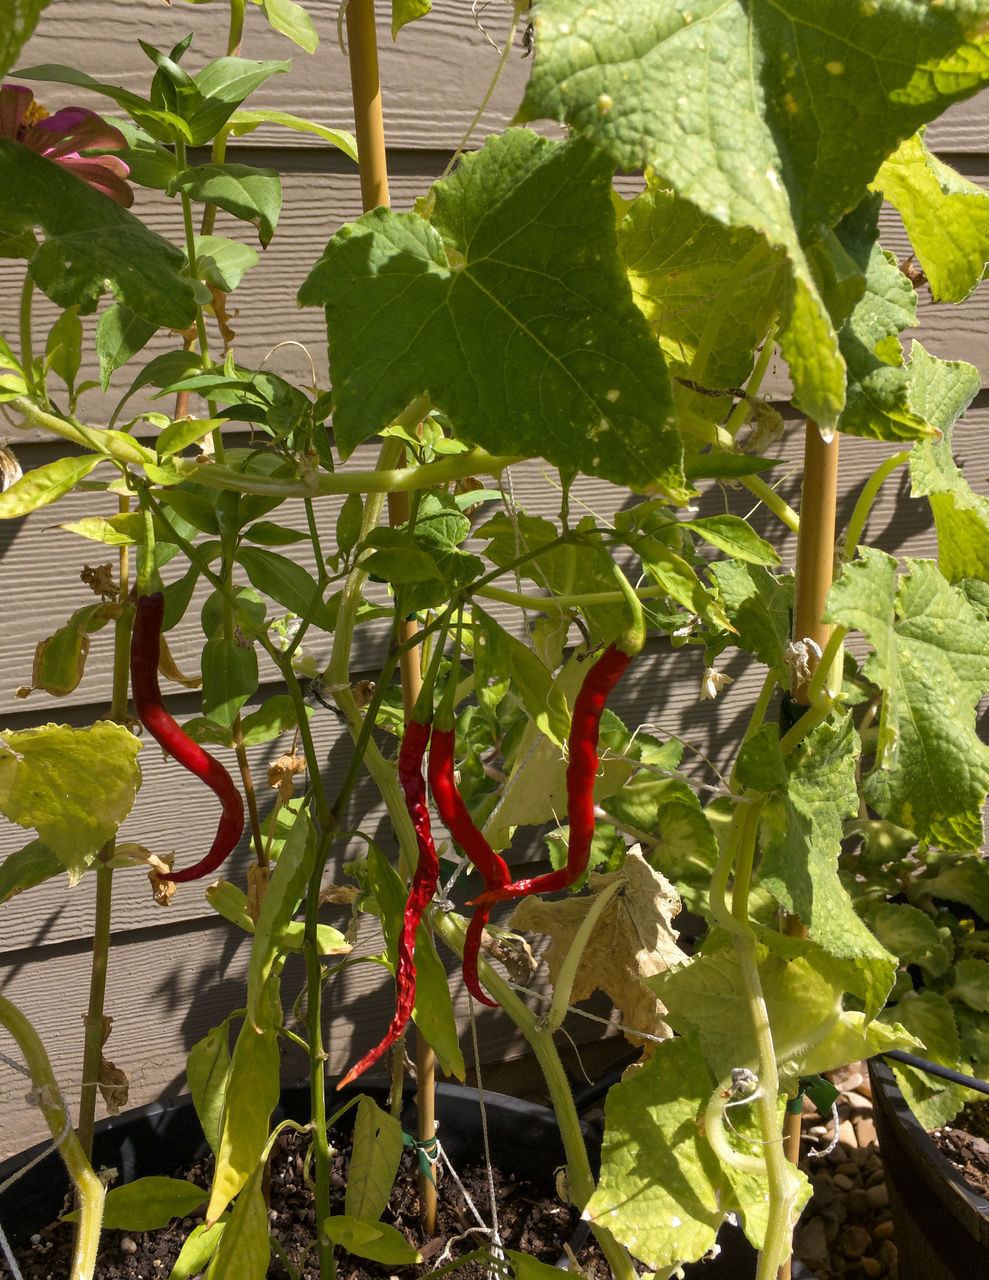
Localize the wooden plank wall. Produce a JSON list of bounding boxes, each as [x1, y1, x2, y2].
[[2, 0, 988, 1157]]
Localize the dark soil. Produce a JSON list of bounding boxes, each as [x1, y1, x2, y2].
[[929, 1097, 989, 1199], [7, 1126, 620, 1280]]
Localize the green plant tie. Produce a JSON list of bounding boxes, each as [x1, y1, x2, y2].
[[403, 1131, 439, 1185], [799, 1074, 841, 1116]]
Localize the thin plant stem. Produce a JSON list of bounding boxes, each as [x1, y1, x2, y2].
[[0, 997, 106, 1280], [841, 449, 910, 560], [18, 273, 41, 404]]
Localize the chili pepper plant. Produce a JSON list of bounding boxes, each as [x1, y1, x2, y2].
[[1, 1, 989, 1278]]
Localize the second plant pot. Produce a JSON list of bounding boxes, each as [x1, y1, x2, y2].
[[868, 1056, 989, 1280]]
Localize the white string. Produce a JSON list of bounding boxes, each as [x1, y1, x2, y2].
[[0, 1222, 24, 1280], [467, 996, 504, 1272]]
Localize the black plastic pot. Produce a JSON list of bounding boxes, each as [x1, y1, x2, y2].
[[0, 1080, 810, 1277], [869, 1057, 989, 1280]]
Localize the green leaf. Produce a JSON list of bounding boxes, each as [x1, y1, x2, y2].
[[111, 349, 206, 424], [201, 636, 259, 728], [651, 938, 840, 1084], [207, 1008, 281, 1222], [520, 1, 989, 428], [226, 108, 357, 162], [30, 601, 114, 696], [246, 804, 314, 1028], [410, 924, 465, 1081], [826, 551, 989, 850], [584, 1036, 723, 1269], [757, 716, 896, 1018], [706, 561, 792, 667], [188, 1020, 233, 1156], [920, 857, 989, 920], [873, 128, 989, 303], [239, 695, 307, 745], [300, 131, 684, 497], [0, 839, 65, 903], [235, 546, 332, 630], [908, 344, 989, 584], [193, 235, 259, 292], [170, 164, 281, 247], [681, 516, 780, 566], [0, 455, 99, 519], [186, 56, 291, 147], [0, 0, 51, 79], [947, 958, 989, 1014], [92, 1178, 207, 1231], [168, 1220, 226, 1280], [14, 63, 190, 142], [206, 1157, 269, 1278], [866, 903, 952, 978], [0, 723, 142, 881], [344, 1097, 403, 1222], [0, 140, 196, 328], [392, 0, 431, 38], [96, 304, 159, 391], [250, 0, 319, 53], [322, 1216, 421, 1266], [45, 306, 82, 391], [617, 179, 783, 387], [832, 195, 931, 442]]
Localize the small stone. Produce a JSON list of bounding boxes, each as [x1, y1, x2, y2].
[[833, 1172, 857, 1191], [834, 1160, 859, 1177], [841, 1224, 872, 1258], [837, 1119, 857, 1148], [810, 1176, 837, 1208], [865, 1182, 889, 1210], [794, 1214, 830, 1271], [878, 1238, 898, 1279], [843, 1090, 872, 1112], [859, 1256, 882, 1278], [29, 1234, 41, 1246], [843, 1189, 869, 1217], [853, 1115, 878, 1148], [865, 1167, 887, 1188], [827, 1142, 852, 1165], [119, 1237, 138, 1255], [873, 1219, 895, 1241]]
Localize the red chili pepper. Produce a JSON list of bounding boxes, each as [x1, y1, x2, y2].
[[338, 717, 440, 1088], [474, 642, 631, 906], [131, 592, 245, 883], [427, 725, 511, 1006]]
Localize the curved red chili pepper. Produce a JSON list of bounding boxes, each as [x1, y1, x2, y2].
[[473, 642, 631, 906], [427, 725, 511, 1006], [131, 592, 245, 883], [338, 717, 440, 1088]]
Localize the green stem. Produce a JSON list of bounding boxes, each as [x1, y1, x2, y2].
[[723, 326, 778, 440], [728, 668, 780, 793], [431, 913, 638, 1280], [841, 449, 910, 560], [18, 273, 42, 403], [301, 823, 337, 1280], [544, 879, 623, 1031], [0, 997, 105, 1280], [227, 0, 246, 57], [76, 858, 114, 1163], [738, 473, 800, 534]]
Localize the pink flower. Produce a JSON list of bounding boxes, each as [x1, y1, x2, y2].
[[0, 83, 133, 207]]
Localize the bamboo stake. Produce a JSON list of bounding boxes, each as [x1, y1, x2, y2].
[[345, 0, 438, 1234], [779, 420, 840, 1280]]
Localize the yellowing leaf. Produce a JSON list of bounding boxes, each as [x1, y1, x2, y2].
[[510, 850, 684, 1047]]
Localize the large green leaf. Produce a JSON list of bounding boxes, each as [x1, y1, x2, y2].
[[0, 140, 196, 328], [249, 0, 318, 53], [188, 1019, 233, 1156], [92, 1178, 207, 1231], [169, 164, 281, 247], [908, 344, 989, 583], [584, 1035, 724, 1269], [617, 180, 784, 388], [0, 455, 100, 519], [206, 1157, 269, 1278], [827, 550, 989, 850], [832, 195, 931, 442], [0, 723, 142, 880], [226, 109, 357, 162], [300, 131, 684, 496], [344, 1097, 403, 1222], [755, 716, 896, 1018], [322, 1216, 421, 1266], [873, 128, 989, 303], [0, 838, 64, 903], [520, 0, 989, 429]]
